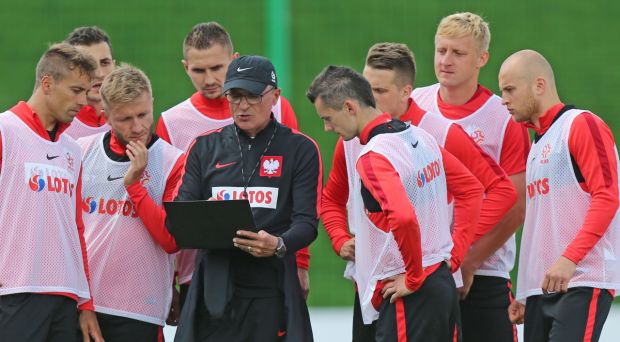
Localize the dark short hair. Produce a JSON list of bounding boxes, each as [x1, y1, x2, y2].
[[183, 22, 233, 58], [34, 43, 97, 88], [65, 26, 112, 52], [365, 42, 416, 87], [307, 65, 376, 110]]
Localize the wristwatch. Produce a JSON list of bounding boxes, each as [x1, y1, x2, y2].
[[274, 237, 287, 258]]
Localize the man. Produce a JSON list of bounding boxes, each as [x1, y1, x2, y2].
[[412, 12, 530, 341], [64, 26, 115, 139], [173, 55, 321, 342], [308, 65, 484, 341], [0, 43, 103, 342], [322, 42, 517, 340], [156, 22, 310, 304], [77, 65, 185, 341], [500, 50, 620, 342]]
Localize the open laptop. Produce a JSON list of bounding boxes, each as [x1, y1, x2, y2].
[[164, 200, 257, 249]]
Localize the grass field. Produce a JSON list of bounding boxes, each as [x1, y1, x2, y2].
[[1, 1, 619, 306]]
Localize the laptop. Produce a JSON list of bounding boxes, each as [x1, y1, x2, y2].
[[164, 200, 257, 249]]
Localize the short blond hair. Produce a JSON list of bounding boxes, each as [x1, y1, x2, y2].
[[436, 12, 491, 53], [35, 43, 97, 89], [101, 64, 152, 110]]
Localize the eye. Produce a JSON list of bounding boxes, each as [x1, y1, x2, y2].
[[191, 68, 206, 74]]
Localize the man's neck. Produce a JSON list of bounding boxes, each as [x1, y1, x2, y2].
[[357, 108, 385, 134], [438, 79, 479, 106], [26, 96, 56, 131]]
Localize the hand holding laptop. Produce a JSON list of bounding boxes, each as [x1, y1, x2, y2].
[[233, 230, 279, 257]]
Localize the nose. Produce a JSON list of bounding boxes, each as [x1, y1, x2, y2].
[[77, 91, 88, 107], [204, 70, 216, 86], [95, 66, 104, 80], [501, 96, 509, 106], [440, 52, 452, 65], [323, 121, 333, 132], [238, 96, 251, 110]]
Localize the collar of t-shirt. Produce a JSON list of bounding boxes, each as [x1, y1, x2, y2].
[[75, 105, 107, 127], [399, 98, 427, 126], [437, 84, 493, 120], [190, 92, 231, 120], [359, 112, 394, 145], [9, 101, 71, 142], [528, 102, 566, 136]]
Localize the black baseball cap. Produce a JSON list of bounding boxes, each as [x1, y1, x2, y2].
[[222, 55, 278, 95]]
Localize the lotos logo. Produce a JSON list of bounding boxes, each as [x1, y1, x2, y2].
[[82, 197, 138, 217], [25, 163, 75, 197], [212, 186, 279, 209], [416, 159, 442, 188], [29, 174, 45, 192], [540, 144, 551, 164], [527, 178, 550, 199], [260, 156, 283, 178]]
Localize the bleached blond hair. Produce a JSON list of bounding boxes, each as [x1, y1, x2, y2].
[[436, 12, 491, 53], [101, 63, 152, 110]]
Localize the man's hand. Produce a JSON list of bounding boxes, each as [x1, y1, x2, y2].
[[166, 285, 181, 326], [380, 274, 414, 303], [339, 237, 355, 261], [298, 268, 310, 300], [508, 300, 525, 324], [541, 256, 577, 294], [457, 264, 475, 300], [79, 310, 104, 342], [233, 230, 279, 257], [124, 141, 148, 186]]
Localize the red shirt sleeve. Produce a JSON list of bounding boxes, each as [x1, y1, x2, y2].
[[443, 124, 517, 242], [76, 166, 95, 311], [125, 154, 186, 254], [155, 116, 172, 144], [279, 97, 299, 131], [499, 119, 531, 176], [357, 152, 425, 292], [276, 96, 309, 268], [321, 138, 353, 255], [563, 113, 620, 263], [441, 147, 485, 271]]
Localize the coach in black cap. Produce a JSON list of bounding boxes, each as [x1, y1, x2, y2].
[[172, 55, 320, 342]]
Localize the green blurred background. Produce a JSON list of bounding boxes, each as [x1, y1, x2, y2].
[[2, 1, 619, 307]]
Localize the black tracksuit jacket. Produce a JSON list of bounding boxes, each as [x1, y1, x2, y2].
[[173, 118, 321, 342]]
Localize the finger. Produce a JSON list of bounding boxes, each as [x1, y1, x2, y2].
[[233, 238, 258, 246], [126, 148, 135, 161], [541, 276, 550, 293], [390, 292, 400, 304], [547, 278, 558, 293], [236, 230, 260, 239], [561, 280, 569, 293]]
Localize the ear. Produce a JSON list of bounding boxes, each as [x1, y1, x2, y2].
[[401, 84, 413, 102], [232, 52, 240, 59], [343, 99, 357, 116], [271, 88, 281, 106], [181, 59, 189, 73], [477, 51, 490, 69], [533, 76, 546, 96], [40, 75, 54, 94]]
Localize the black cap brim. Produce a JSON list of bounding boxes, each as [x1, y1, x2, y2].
[[222, 79, 268, 96]]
